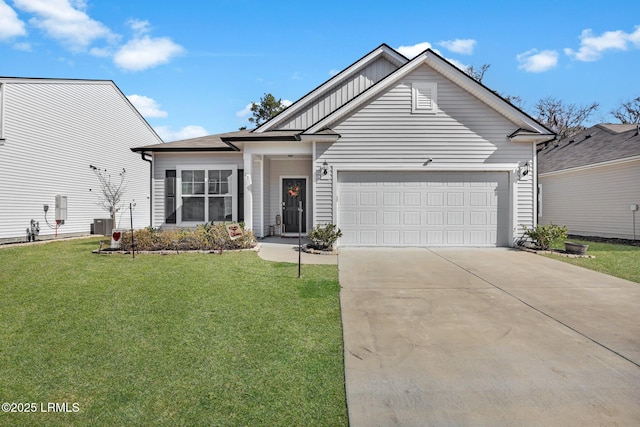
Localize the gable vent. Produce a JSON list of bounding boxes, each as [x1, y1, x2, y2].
[[412, 82, 437, 114]]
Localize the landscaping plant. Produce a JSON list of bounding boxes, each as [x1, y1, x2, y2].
[[309, 223, 343, 250], [521, 223, 568, 250], [119, 222, 256, 252]]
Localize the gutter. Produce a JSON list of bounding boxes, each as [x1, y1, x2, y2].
[[140, 152, 153, 227]]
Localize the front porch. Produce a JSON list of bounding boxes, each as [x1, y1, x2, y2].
[[243, 151, 315, 238]]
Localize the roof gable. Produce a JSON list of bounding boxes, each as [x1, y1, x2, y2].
[[305, 48, 552, 136], [538, 124, 640, 174], [255, 44, 407, 133]]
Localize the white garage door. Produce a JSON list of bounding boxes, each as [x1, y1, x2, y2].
[[338, 171, 510, 246]]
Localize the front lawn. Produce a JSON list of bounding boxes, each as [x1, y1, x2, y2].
[[0, 238, 347, 426], [547, 238, 640, 283]]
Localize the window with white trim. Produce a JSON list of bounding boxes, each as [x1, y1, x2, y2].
[[178, 166, 236, 223], [412, 82, 437, 114]]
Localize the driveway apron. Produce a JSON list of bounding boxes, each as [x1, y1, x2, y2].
[[339, 247, 640, 426]]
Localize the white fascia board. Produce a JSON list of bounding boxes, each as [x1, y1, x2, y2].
[[255, 45, 407, 133], [242, 141, 313, 155], [539, 155, 640, 177], [307, 55, 428, 134], [509, 133, 556, 144], [424, 55, 551, 134], [308, 50, 551, 135]]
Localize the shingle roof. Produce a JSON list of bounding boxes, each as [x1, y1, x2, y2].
[[538, 124, 640, 174]]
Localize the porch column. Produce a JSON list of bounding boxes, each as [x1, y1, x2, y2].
[[243, 153, 253, 233]]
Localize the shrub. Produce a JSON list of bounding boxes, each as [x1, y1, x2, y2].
[[120, 222, 256, 252], [309, 223, 343, 250], [521, 223, 568, 250]]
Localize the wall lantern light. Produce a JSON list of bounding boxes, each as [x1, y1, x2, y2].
[[321, 161, 328, 176], [519, 161, 531, 179]]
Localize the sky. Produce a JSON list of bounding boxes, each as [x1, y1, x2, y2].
[[1, 0, 639, 141]]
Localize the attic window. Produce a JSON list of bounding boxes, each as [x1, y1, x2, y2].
[[412, 82, 437, 114]]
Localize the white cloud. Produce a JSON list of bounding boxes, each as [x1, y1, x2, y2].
[[0, 0, 27, 40], [127, 18, 151, 36], [127, 94, 168, 118], [438, 38, 476, 55], [13, 0, 115, 51], [236, 103, 253, 118], [114, 35, 184, 71], [13, 41, 31, 51], [154, 125, 208, 142], [565, 26, 640, 61], [396, 41, 433, 59], [236, 99, 292, 118], [517, 49, 559, 72]]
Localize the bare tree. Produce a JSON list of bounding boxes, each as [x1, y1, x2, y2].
[[89, 165, 127, 223], [533, 97, 599, 140], [465, 64, 491, 83], [610, 96, 640, 124]]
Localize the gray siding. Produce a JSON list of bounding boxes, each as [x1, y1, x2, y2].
[[152, 152, 243, 228], [539, 160, 640, 239], [315, 64, 534, 236], [276, 57, 397, 130], [0, 80, 161, 242]]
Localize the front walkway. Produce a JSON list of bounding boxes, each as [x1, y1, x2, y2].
[[256, 236, 337, 265]]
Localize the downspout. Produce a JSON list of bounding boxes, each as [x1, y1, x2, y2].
[[140, 152, 153, 227]]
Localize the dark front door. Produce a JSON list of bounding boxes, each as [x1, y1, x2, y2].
[[282, 178, 306, 233]]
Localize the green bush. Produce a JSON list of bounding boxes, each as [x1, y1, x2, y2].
[[120, 223, 256, 252], [521, 223, 568, 250], [309, 223, 343, 250]]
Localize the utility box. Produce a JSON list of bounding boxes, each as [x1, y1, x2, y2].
[[93, 218, 113, 236], [55, 195, 67, 224]]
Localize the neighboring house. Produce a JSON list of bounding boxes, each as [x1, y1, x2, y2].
[[132, 44, 553, 247], [0, 77, 163, 244], [538, 124, 640, 240]]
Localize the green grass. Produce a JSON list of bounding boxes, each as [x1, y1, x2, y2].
[[0, 238, 347, 426], [547, 238, 640, 283]]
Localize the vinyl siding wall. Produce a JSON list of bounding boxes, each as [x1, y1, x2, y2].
[[314, 64, 535, 237], [152, 152, 243, 228], [0, 80, 161, 242], [276, 57, 397, 130], [539, 159, 640, 239]]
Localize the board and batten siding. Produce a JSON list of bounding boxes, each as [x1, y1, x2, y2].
[[0, 80, 161, 242], [152, 152, 243, 228], [276, 57, 398, 130], [539, 159, 640, 239], [314, 64, 535, 238]]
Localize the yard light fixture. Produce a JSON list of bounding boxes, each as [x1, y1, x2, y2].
[[423, 158, 433, 166], [321, 161, 328, 176]]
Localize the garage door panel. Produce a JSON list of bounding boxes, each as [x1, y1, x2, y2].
[[338, 171, 509, 246]]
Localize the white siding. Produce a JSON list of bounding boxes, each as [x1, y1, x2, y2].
[[540, 160, 640, 239], [0, 80, 162, 242], [276, 57, 397, 130], [315, 64, 534, 243], [315, 142, 334, 224], [152, 152, 243, 228]]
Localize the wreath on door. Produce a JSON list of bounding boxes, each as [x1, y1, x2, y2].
[[288, 184, 300, 197]]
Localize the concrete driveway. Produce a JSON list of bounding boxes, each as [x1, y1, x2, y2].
[[339, 248, 640, 426]]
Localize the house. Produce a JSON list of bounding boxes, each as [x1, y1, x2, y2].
[[132, 44, 553, 247], [538, 124, 640, 240], [0, 77, 163, 244]]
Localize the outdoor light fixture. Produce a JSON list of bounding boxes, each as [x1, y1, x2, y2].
[[423, 158, 433, 166], [519, 161, 531, 179], [321, 161, 328, 175]]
